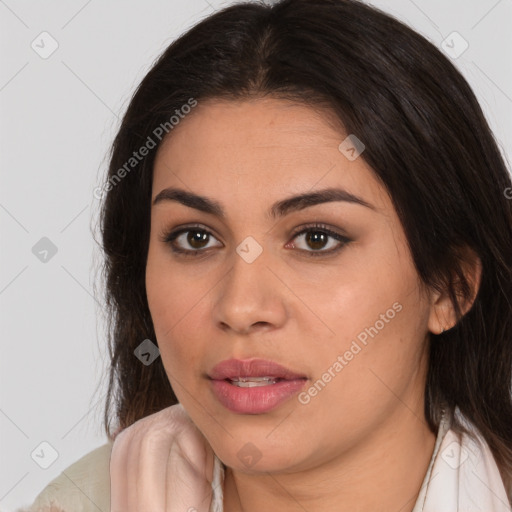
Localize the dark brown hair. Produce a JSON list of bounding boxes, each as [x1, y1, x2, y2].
[[96, 0, 512, 497]]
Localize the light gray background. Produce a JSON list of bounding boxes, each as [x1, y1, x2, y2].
[[1, 0, 511, 509]]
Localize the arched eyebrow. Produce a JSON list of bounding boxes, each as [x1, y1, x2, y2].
[[152, 186, 376, 220]]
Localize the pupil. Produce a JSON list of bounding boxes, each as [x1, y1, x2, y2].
[[188, 230, 208, 248], [307, 231, 326, 250]]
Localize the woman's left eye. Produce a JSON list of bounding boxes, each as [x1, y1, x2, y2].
[[160, 223, 350, 257], [288, 224, 350, 256]]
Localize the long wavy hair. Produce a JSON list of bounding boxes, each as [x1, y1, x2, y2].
[[95, 0, 512, 497]]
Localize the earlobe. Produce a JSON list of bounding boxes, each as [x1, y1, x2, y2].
[[427, 246, 482, 335], [428, 293, 455, 335]]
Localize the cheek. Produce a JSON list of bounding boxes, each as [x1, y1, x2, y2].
[[325, 269, 424, 352], [309, 238, 429, 406], [146, 247, 218, 386], [304, 236, 422, 353], [146, 240, 200, 330]]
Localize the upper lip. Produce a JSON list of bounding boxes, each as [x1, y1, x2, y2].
[[208, 358, 307, 381]]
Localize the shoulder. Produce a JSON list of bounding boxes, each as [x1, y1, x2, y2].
[[19, 441, 113, 512]]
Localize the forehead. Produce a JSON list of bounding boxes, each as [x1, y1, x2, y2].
[[152, 98, 389, 214], [157, 97, 345, 155]]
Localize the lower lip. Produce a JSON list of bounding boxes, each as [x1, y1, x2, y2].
[[209, 378, 307, 414]]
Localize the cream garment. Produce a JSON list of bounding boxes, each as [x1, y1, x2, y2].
[[18, 442, 112, 512], [411, 407, 511, 512], [19, 407, 511, 512]]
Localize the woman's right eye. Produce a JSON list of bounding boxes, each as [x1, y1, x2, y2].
[[160, 226, 222, 256]]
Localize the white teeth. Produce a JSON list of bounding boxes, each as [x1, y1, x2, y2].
[[230, 377, 279, 387]]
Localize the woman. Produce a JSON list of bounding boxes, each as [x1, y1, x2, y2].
[[22, 0, 512, 510]]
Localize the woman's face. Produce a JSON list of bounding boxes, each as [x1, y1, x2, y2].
[[146, 97, 442, 473]]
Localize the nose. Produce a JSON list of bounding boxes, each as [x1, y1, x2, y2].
[[212, 245, 288, 336]]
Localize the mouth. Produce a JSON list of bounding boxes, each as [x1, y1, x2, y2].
[[207, 358, 308, 414]]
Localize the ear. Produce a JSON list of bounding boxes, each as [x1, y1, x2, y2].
[[427, 246, 482, 335]]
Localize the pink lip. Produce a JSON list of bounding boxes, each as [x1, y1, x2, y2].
[[208, 358, 307, 414]]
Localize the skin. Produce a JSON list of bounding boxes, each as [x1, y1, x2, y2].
[[145, 97, 481, 512]]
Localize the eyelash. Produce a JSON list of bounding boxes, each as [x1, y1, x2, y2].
[[159, 222, 351, 258]]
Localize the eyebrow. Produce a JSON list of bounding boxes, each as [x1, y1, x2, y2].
[[152, 186, 376, 219]]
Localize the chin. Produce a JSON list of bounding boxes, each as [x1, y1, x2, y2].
[[212, 433, 306, 474]]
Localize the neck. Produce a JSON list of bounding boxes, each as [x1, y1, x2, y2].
[[222, 406, 437, 512]]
